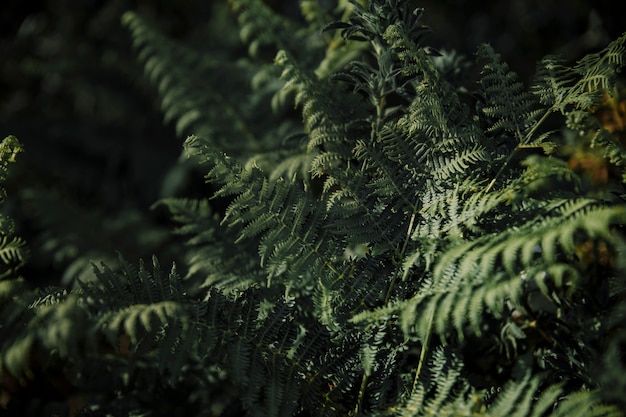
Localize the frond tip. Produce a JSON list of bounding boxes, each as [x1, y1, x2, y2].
[[0, 236, 28, 279]]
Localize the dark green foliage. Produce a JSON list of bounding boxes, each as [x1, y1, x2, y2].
[[0, 136, 27, 279], [1, 1, 626, 416]]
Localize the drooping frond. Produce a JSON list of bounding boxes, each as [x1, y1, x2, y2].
[[121, 10, 287, 158], [396, 199, 626, 340]]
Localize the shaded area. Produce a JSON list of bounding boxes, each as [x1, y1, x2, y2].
[[0, 2, 624, 417], [1, 0, 216, 285], [420, 0, 622, 82]]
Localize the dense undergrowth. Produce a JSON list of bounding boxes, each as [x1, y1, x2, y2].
[[1, 1, 626, 416]]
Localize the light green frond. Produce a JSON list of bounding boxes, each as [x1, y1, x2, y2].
[[533, 32, 626, 114], [0, 236, 28, 279]]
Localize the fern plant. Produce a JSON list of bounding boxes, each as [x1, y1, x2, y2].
[[1, 0, 626, 416]]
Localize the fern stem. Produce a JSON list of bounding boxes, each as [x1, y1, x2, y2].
[[400, 212, 417, 259], [411, 306, 435, 397], [521, 107, 554, 147], [385, 211, 417, 303], [354, 373, 368, 416], [485, 108, 554, 193]]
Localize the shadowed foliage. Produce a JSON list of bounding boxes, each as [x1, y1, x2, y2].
[[1, 1, 626, 416]]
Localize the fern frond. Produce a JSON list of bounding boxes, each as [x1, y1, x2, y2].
[[229, 0, 321, 62], [186, 136, 336, 285], [429, 144, 490, 181], [203, 288, 335, 417], [314, 258, 394, 334], [532, 55, 577, 109], [401, 200, 625, 340], [0, 136, 23, 205], [387, 356, 622, 417], [79, 256, 206, 378], [568, 33, 626, 110], [154, 198, 217, 246], [548, 390, 624, 417], [532, 33, 626, 114], [0, 235, 28, 279], [0, 136, 26, 279], [477, 44, 541, 141], [154, 197, 263, 292], [483, 379, 622, 417], [0, 279, 36, 380], [103, 3, 626, 416], [591, 128, 626, 184], [274, 49, 359, 168], [383, 346, 470, 416], [122, 11, 281, 157]]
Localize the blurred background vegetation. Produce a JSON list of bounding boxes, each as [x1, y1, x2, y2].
[[0, 0, 623, 287]]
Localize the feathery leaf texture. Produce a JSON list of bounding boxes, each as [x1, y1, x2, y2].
[[2, 2, 626, 417], [142, 1, 626, 414]]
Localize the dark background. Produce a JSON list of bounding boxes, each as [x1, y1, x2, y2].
[[0, 0, 623, 285]]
